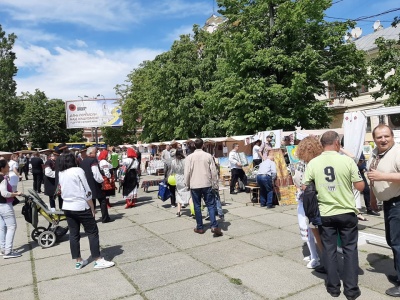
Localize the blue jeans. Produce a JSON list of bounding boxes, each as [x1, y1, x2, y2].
[[0, 202, 17, 255], [319, 213, 359, 298], [206, 190, 224, 217], [256, 174, 273, 207], [383, 197, 400, 280], [191, 187, 218, 230]]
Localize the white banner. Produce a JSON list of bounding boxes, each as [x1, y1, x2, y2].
[[65, 99, 123, 129]]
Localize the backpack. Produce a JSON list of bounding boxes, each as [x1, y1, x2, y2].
[[21, 201, 33, 224], [303, 181, 319, 220]]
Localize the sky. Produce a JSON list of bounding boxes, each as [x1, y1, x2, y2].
[[0, 0, 399, 101]]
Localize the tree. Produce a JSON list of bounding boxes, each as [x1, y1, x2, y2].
[[369, 36, 400, 106], [19, 90, 82, 148], [119, 0, 369, 140], [101, 125, 135, 146], [0, 25, 21, 150], [211, 0, 368, 132]]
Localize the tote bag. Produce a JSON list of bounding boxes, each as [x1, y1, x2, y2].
[[158, 181, 171, 201]]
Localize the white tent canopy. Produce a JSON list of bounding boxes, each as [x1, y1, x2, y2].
[[363, 106, 400, 117]]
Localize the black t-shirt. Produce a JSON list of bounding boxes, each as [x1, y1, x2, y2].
[[30, 157, 44, 174]]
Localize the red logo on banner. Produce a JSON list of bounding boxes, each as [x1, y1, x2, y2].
[[69, 104, 76, 111]]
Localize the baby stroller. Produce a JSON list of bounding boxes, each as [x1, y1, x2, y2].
[[21, 189, 68, 248]]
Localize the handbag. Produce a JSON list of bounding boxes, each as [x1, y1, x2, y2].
[[12, 197, 20, 206], [158, 181, 171, 202], [102, 174, 116, 191]]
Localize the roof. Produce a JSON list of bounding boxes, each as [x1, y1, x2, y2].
[[354, 25, 400, 52]]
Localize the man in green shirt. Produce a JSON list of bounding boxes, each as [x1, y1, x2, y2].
[[304, 131, 364, 300], [110, 148, 120, 180]]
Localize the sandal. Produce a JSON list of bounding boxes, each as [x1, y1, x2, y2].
[[357, 213, 368, 221]]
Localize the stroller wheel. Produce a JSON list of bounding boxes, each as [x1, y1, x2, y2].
[[38, 231, 56, 248], [31, 227, 47, 242]]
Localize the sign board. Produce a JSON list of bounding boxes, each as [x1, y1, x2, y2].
[[65, 99, 122, 129]]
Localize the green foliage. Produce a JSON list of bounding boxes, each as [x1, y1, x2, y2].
[[118, 0, 369, 139], [101, 125, 135, 146], [0, 25, 21, 150], [370, 37, 400, 106], [19, 90, 82, 149]]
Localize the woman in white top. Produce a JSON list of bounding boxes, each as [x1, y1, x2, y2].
[[171, 149, 191, 216], [98, 150, 115, 208], [293, 136, 323, 269], [58, 153, 114, 270], [120, 148, 139, 208], [8, 154, 21, 192], [0, 159, 22, 258]]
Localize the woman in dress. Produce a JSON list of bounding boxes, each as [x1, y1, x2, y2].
[[171, 149, 191, 216], [0, 159, 22, 258], [58, 153, 114, 270], [98, 150, 115, 208], [120, 148, 139, 208], [293, 136, 323, 269], [8, 154, 21, 192]]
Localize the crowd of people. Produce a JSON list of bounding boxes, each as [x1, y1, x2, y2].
[[1, 124, 400, 298]]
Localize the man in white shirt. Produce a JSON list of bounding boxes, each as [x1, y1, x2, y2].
[[229, 143, 247, 195], [161, 145, 171, 162], [252, 140, 262, 167]]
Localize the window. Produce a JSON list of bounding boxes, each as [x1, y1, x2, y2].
[[328, 83, 337, 99], [357, 84, 368, 94]]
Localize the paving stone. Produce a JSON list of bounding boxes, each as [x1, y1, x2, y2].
[[220, 218, 271, 237], [120, 252, 212, 291], [37, 268, 136, 300], [127, 209, 176, 224], [239, 229, 304, 253], [285, 283, 390, 300], [161, 228, 229, 250], [31, 235, 79, 260], [222, 255, 323, 299], [187, 239, 268, 269], [96, 217, 135, 231], [109, 236, 178, 264], [280, 223, 303, 236], [35, 250, 92, 282], [249, 211, 299, 228], [99, 225, 154, 246], [358, 251, 397, 293], [0, 285, 35, 299], [145, 272, 263, 300], [227, 206, 273, 218], [0, 260, 33, 291], [142, 217, 195, 235]]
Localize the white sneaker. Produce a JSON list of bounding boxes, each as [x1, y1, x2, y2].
[[303, 256, 311, 262], [3, 251, 22, 259], [75, 259, 88, 270], [94, 258, 115, 269], [307, 258, 320, 269]]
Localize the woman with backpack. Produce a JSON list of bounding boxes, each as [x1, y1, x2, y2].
[[0, 159, 22, 258]]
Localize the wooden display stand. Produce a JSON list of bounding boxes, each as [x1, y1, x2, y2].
[[271, 149, 297, 206]]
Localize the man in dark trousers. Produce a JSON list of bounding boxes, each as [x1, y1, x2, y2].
[[80, 147, 112, 223], [30, 152, 44, 193]]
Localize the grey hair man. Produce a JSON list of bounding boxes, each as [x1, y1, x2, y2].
[[303, 130, 364, 300]]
